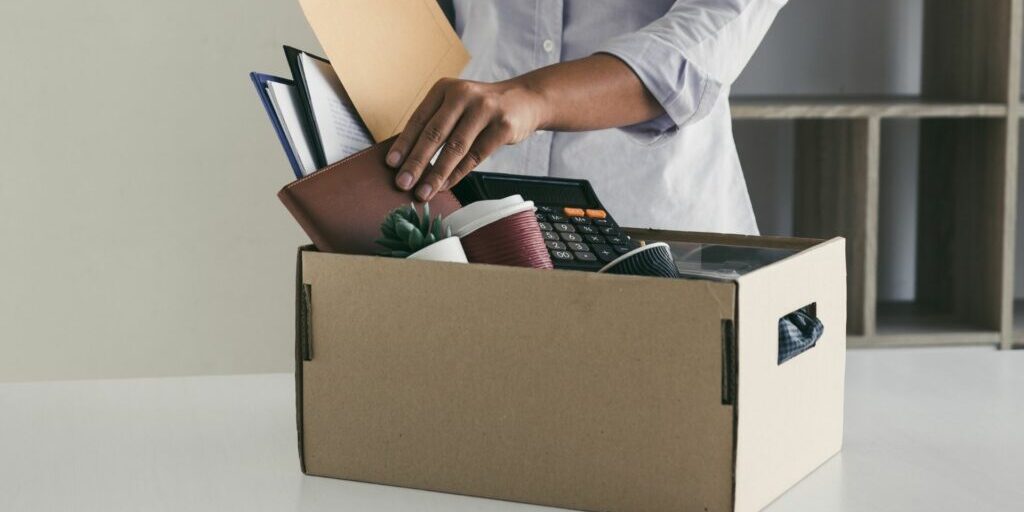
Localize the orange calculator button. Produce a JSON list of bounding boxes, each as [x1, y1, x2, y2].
[[563, 207, 585, 217], [585, 209, 607, 219]]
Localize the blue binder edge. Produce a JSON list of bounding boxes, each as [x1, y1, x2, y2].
[[250, 72, 304, 179]]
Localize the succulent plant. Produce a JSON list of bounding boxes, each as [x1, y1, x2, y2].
[[376, 203, 452, 257]]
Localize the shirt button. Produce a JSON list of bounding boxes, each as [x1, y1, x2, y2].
[[542, 39, 555, 53]]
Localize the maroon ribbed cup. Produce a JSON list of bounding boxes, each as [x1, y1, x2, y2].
[[460, 210, 553, 269]]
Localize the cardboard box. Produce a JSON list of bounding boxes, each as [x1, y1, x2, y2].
[[293, 230, 846, 512]]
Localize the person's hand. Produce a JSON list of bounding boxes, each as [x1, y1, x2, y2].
[[387, 78, 548, 201]]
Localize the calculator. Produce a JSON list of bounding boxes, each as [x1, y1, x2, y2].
[[452, 171, 639, 271]]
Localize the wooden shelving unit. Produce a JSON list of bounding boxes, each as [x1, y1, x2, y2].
[[732, 96, 1008, 119], [732, 0, 1023, 350]]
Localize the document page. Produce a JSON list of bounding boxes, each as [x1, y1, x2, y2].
[[266, 81, 319, 176], [300, 53, 374, 165]]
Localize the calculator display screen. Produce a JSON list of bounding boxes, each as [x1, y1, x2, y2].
[[475, 175, 592, 208]]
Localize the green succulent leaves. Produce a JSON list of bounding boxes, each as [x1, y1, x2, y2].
[[376, 203, 452, 257]]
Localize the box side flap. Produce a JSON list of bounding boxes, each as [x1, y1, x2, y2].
[[294, 246, 318, 473], [738, 237, 846, 280], [300, 254, 738, 512], [624, 229, 823, 251], [732, 239, 847, 511]]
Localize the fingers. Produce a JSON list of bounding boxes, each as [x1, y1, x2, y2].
[[400, 97, 466, 200], [388, 80, 446, 185], [418, 106, 490, 198], [389, 79, 518, 201], [444, 125, 507, 191]]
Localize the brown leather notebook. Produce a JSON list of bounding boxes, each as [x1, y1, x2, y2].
[[278, 137, 462, 254]]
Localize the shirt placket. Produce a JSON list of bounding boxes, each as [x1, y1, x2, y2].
[[527, 0, 563, 176]]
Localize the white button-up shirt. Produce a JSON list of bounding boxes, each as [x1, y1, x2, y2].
[[444, 0, 787, 234]]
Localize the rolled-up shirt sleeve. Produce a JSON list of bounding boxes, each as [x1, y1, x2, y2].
[[596, 0, 788, 140]]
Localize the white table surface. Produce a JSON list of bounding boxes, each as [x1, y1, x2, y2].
[[2, 347, 1022, 512]]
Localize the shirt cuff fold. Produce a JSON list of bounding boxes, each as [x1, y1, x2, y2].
[[597, 34, 723, 141]]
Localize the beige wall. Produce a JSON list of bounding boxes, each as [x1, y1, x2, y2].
[[0, 0, 321, 381]]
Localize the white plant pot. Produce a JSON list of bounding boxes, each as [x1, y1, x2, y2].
[[407, 236, 468, 263]]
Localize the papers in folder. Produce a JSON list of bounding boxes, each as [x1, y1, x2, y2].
[[251, 49, 373, 178], [298, 53, 374, 165], [265, 80, 319, 176]]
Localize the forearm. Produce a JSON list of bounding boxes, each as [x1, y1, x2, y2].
[[512, 53, 665, 132], [388, 55, 666, 201]]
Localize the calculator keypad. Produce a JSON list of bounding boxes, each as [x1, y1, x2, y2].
[[574, 251, 597, 262], [551, 250, 574, 261], [592, 244, 617, 262], [534, 205, 636, 270]]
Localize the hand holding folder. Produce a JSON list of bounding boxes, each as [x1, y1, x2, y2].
[[278, 138, 461, 255]]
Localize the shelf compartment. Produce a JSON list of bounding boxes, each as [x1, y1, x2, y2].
[[861, 301, 1001, 348], [730, 96, 1008, 120], [916, 118, 1012, 342], [864, 117, 1013, 347], [851, 301, 1000, 349], [734, 0, 1022, 349]]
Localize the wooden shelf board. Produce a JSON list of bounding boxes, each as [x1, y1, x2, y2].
[[849, 333, 999, 349], [851, 301, 1002, 347], [730, 96, 1007, 119]]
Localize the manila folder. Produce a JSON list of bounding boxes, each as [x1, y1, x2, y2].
[[298, 0, 471, 142]]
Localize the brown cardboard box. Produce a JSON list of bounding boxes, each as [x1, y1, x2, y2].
[[293, 230, 846, 512]]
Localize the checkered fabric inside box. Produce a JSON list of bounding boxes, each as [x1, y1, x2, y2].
[[778, 308, 824, 364]]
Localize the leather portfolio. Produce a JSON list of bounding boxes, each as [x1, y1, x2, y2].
[[277, 138, 462, 254]]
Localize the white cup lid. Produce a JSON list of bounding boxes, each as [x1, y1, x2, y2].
[[444, 195, 535, 237]]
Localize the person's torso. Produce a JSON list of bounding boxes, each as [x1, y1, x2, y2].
[[451, 0, 758, 235]]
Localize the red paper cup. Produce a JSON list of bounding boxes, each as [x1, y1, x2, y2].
[[446, 196, 553, 269]]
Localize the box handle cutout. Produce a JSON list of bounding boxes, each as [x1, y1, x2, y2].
[[300, 284, 313, 361], [721, 319, 736, 405], [778, 303, 821, 365]]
